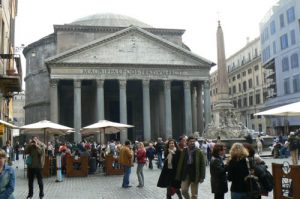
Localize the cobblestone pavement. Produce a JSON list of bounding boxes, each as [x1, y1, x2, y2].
[[13, 153, 292, 199]]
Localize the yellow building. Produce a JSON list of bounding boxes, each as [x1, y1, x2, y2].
[[0, 0, 22, 146]]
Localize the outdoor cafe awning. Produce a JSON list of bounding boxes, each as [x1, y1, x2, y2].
[[254, 101, 300, 116]]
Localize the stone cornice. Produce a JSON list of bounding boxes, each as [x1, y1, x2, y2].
[[24, 101, 50, 109], [23, 34, 56, 56], [24, 69, 48, 81], [46, 26, 215, 67], [47, 62, 204, 70], [54, 24, 185, 36], [228, 55, 261, 75]]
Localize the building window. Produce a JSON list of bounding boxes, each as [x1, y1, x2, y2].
[[282, 57, 289, 72], [248, 79, 253, 89], [239, 83, 241, 92], [290, 30, 296, 45], [270, 20, 276, 35], [280, 34, 288, 50], [254, 65, 259, 71], [243, 81, 247, 91], [237, 74, 240, 79], [229, 87, 231, 95], [291, 53, 299, 68], [249, 95, 253, 106], [280, 14, 285, 28], [262, 46, 271, 62], [232, 76, 236, 82], [238, 99, 242, 108], [272, 41, 276, 55], [243, 97, 247, 107], [233, 100, 237, 108], [284, 78, 291, 94], [242, 71, 246, 76], [233, 85, 236, 94], [255, 49, 258, 57], [248, 69, 252, 74], [293, 74, 300, 93], [256, 93, 260, 104], [256, 76, 259, 86], [287, 7, 295, 24]]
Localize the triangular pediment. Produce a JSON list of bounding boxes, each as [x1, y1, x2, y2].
[[46, 26, 213, 67]]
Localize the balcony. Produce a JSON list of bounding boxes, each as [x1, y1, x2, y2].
[[265, 71, 275, 79], [0, 54, 22, 95], [263, 58, 275, 70]]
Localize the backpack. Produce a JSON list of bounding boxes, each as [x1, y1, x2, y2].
[[289, 139, 299, 150], [253, 164, 274, 192]]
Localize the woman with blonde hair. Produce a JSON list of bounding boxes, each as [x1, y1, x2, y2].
[[227, 143, 250, 199], [136, 142, 146, 187], [0, 149, 16, 199]]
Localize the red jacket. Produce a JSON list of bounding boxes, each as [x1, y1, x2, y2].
[[136, 149, 146, 164]]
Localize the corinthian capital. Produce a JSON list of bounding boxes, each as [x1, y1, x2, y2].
[[142, 80, 150, 87], [184, 81, 191, 89], [96, 79, 104, 87], [164, 80, 171, 89], [50, 79, 59, 88], [74, 79, 81, 88], [204, 80, 210, 89], [119, 80, 127, 89]]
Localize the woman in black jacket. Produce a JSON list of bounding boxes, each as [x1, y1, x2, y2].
[[210, 143, 228, 199], [227, 143, 250, 199], [157, 139, 182, 199]]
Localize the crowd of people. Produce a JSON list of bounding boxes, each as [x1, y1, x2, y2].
[[0, 131, 299, 199]]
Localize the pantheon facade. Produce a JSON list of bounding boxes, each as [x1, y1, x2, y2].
[[23, 14, 214, 143]]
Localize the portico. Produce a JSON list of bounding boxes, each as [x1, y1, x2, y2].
[[49, 70, 210, 143]]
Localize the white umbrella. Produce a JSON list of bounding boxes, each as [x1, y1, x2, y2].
[[254, 101, 300, 116], [20, 120, 74, 136], [81, 120, 134, 143], [0, 119, 18, 128], [20, 120, 74, 147]]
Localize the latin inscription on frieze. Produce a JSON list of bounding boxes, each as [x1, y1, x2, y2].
[[82, 68, 183, 78]]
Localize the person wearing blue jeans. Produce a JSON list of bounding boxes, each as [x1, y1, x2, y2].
[[123, 166, 131, 187], [155, 138, 165, 169], [119, 141, 133, 188]]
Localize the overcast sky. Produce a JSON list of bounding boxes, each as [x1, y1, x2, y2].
[[15, 0, 278, 67]]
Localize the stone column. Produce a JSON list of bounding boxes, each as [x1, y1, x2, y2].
[[184, 81, 192, 135], [119, 80, 127, 144], [50, 79, 59, 123], [191, 85, 197, 134], [164, 81, 172, 139], [142, 80, 151, 141], [203, 80, 211, 129], [96, 80, 105, 144], [74, 80, 82, 143], [197, 82, 204, 135]]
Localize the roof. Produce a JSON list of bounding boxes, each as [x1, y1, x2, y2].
[[70, 13, 153, 28]]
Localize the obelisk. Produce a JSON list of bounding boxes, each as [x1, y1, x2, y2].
[[214, 21, 234, 124], [204, 21, 251, 139], [216, 21, 230, 102]]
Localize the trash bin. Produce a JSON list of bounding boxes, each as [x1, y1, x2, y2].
[[89, 157, 97, 174]]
